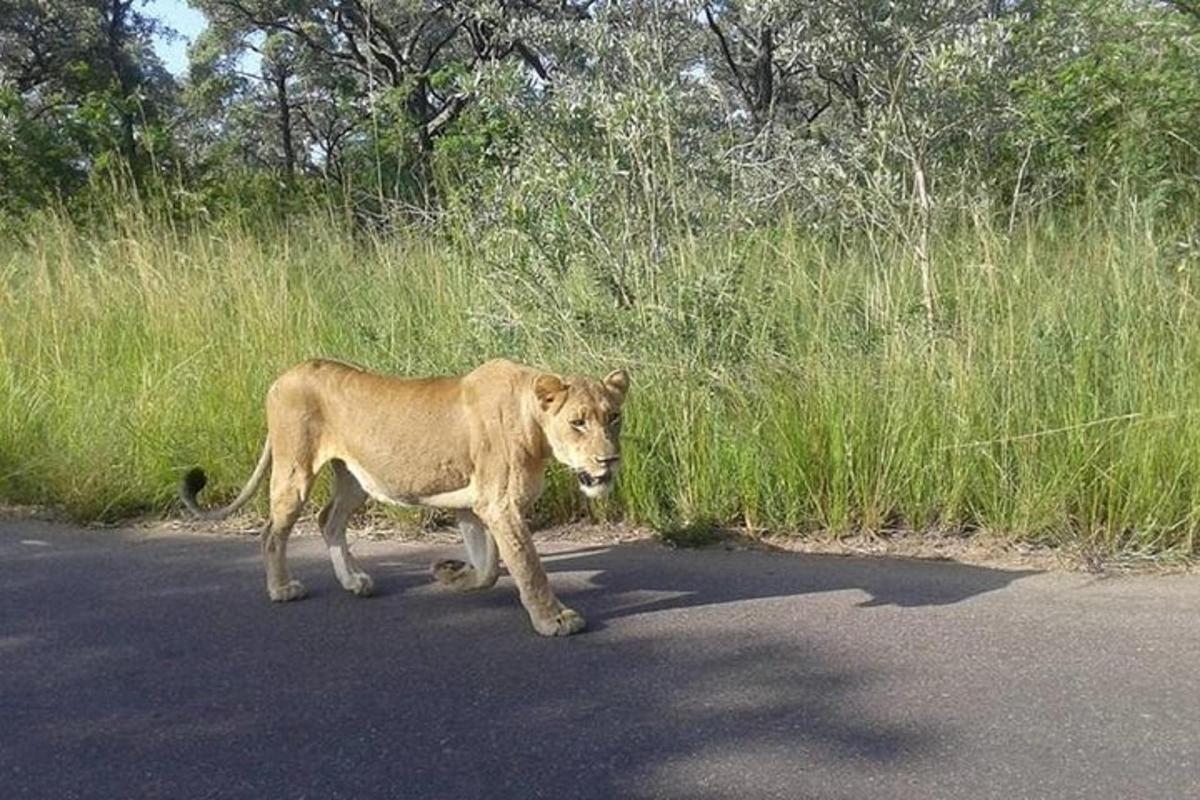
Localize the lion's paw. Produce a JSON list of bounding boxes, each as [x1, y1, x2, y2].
[[432, 558, 467, 585], [534, 607, 587, 637], [268, 579, 307, 603], [431, 559, 489, 592], [347, 573, 374, 597]]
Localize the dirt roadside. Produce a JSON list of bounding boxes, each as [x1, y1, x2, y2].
[[5, 504, 1193, 575]]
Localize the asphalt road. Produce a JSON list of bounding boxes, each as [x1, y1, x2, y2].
[[2, 518, 1199, 800]]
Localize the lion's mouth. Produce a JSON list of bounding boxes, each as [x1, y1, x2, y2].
[[576, 470, 614, 490]]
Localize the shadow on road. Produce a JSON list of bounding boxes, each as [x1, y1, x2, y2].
[[0, 525, 1037, 798], [531, 542, 1037, 627]]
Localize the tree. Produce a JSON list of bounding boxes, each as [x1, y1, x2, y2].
[[0, 0, 176, 210], [191, 0, 574, 152]]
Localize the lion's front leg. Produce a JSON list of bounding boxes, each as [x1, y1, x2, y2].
[[476, 506, 585, 637], [432, 510, 500, 592]]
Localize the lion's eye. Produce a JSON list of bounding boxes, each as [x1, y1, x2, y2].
[[570, 419, 586, 430]]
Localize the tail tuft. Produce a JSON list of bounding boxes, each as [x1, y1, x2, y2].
[[182, 467, 207, 499], [178, 440, 270, 521]]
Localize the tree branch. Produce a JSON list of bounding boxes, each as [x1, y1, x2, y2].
[[704, 5, 751, 110], [422, 19, 465, 72], [512, 39, 550, 81], [423, 91, 471, 138], [806, 82, 832, 124], [213, 0, 372, 80]]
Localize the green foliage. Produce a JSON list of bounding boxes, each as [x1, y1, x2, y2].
[[0, 0, 177, 216], [6, 0, 1200, 226], [1004, 0, 1200, 205], [0, 89, 87, 216]]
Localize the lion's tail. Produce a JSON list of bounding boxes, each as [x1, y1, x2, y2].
[[180, 439, 272, 522]]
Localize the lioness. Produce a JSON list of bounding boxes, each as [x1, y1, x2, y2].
[[180, 358, 628, 636]]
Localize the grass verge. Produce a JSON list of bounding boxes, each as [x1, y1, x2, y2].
[[2, 201, 1199, 558]]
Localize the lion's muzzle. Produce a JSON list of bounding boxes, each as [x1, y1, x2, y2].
[[576, 456, 619, 497]]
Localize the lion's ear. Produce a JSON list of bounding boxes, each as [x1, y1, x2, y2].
[[534, 373, 567, 413], [604, 369, 630, 401]]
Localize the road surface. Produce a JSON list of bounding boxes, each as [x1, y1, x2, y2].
[[2, 518, 1198, 799]]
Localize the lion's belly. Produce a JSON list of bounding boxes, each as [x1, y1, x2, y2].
[[340, 458, 476, 510], [416, 483, 478, 508]]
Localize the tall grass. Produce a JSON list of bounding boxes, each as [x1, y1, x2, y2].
[[2, 198, 1199, 557]]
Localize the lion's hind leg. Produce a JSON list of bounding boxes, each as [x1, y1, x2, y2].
[[318, 460, 374, 597], [262, 462, 314, 603], [432, 510, 500, 592]]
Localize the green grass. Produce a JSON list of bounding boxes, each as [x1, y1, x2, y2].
[[3, 200, 1200, 558]]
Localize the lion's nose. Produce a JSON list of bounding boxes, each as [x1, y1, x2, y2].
[[595, 454, 620, 466]]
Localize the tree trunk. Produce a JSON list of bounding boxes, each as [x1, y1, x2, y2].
[[753, 26, 774, 124], [408, 80, 433, 154], [105, 0, 136, 165], [274, 71, 295, 176]]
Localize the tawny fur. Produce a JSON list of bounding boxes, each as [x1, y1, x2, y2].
[[181, 358, 629, 637]]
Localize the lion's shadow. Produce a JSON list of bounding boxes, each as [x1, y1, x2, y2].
[[527, 540, 1038, 628]]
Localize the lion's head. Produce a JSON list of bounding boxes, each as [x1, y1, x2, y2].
[[534, 369, 630, 499]]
